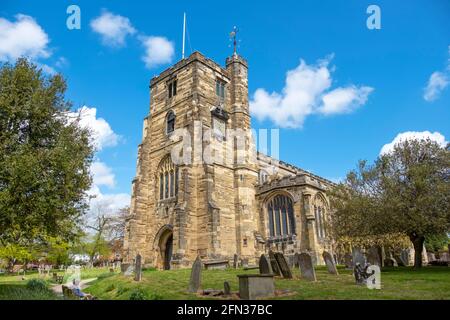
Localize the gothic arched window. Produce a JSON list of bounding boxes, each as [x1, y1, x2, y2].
[[157, 156, 178, 200], [166, 111, 175, 135], [314, 195, 327, 239], [267, 194, 295, 239]]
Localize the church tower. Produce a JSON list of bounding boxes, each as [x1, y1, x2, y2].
[[124, 49, 261, 269]]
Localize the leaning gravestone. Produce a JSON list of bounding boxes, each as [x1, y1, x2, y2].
[[297, 253, 316, 281], [367, 246, 382, 267], [323, 251, 339, 275], [224, 281, 231, 296], [268, 250, 282, 276], [274, 252, 293, 279], [259, 254, 273, 275], [352, 247, 366, 267], [134, 254, 142, 282], [188, 256, 202, 293], [344, 253, 353, 269]]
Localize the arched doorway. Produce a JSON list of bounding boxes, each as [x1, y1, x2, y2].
[[157, 228, 173, 270]]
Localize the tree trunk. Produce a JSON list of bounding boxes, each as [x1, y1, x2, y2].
[[409, 233, 425, 269]]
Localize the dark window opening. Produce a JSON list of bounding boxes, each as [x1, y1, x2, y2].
[[166, 111, 175, 134]]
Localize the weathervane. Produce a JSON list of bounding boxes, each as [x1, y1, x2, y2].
[[229, 26, 239, 55]]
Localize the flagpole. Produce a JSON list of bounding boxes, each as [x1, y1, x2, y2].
[[182, 13, 186, 59]]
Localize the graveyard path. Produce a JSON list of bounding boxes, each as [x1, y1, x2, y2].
[[51, 278, 98, 295]]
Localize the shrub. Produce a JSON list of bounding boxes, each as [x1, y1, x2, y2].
[[129, 288, 147, 300], [26, 279, 48, 292]]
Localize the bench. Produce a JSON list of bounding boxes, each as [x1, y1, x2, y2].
[[203, 260, 229, 270]]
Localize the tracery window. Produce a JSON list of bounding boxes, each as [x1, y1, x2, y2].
[[267, 194, 295, 238], [314, 195, 327, 239], [157, 156, 178, 200]]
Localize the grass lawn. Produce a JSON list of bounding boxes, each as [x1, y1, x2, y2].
[[83, 266, 450, 300], [0, 267, 117, 300]]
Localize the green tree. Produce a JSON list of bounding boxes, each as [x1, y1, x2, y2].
[[330, 139, 450, 268], [0, 244, 32, 271], [0, 59, 94, 245]]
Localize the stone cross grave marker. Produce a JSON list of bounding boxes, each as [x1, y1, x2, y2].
[[274, 252, 293, 279], [323, 251, 339, 275], [297, 252, 316, 281], [134, 254, 142, 282], [188, 256, 202, 293], [258, 254, 273, 275], [268, 250, 281, 276]]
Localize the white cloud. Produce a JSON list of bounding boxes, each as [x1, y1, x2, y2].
[[90, 10, 136, 47], [91, 161, 115, 188], [0, 14, 50, 62], [320, 86, 373, 115], [380, 131, 448, 155], [250, 55, 373, 128], [423, 45, 450, 102], [67, 106, 120, 151], [140, 36, 174, 69], [423, 71, 449, 102], [87, 184, 130, 217]]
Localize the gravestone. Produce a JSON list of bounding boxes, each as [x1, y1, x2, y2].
[[274, 252, 293, 279], [322, 251, 339, 275], [367, 246, 382, 267], [258, 254, 273, 275], [224, 281, 231, 295], [399, 249, 410, 266], [344, 253, 353, 269], [124, 264, 135, 276], [188, 256, 202, 293], [237, 274, 275, 300], [297, 252, 316, 281], [134, 254, 142, 282], [120, 263, 130, 273], [233, 254, 239, 269], [352, 247, 366, 267], [268, 251, 281, 276], [384, 258, 397, 267]]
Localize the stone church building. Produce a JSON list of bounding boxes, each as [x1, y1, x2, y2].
[[123, 51, 335, 269]]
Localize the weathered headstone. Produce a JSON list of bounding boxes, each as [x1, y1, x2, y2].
[[134, 254, 142, 281], [399, 249, 410, 266], [120, 263, 130, 273], [268, 250, 281, 276], [258, 254, 273, 275], [124, 264, 135, 276], [297, 252, 316, 281], [188, 256, 202, 293], [352, 247, 366, 267], [384, 258, 397, 267], [344, 253, 353, 269], [224, 281, 231, 295], [233, 254, 239, 269], [237, 274, 275, 300], [322, 251, 339, 275], [274, 252, 293, 279], [367, 246, 382, 267]]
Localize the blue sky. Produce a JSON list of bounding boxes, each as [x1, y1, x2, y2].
[[1, 0, 449, 212]]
